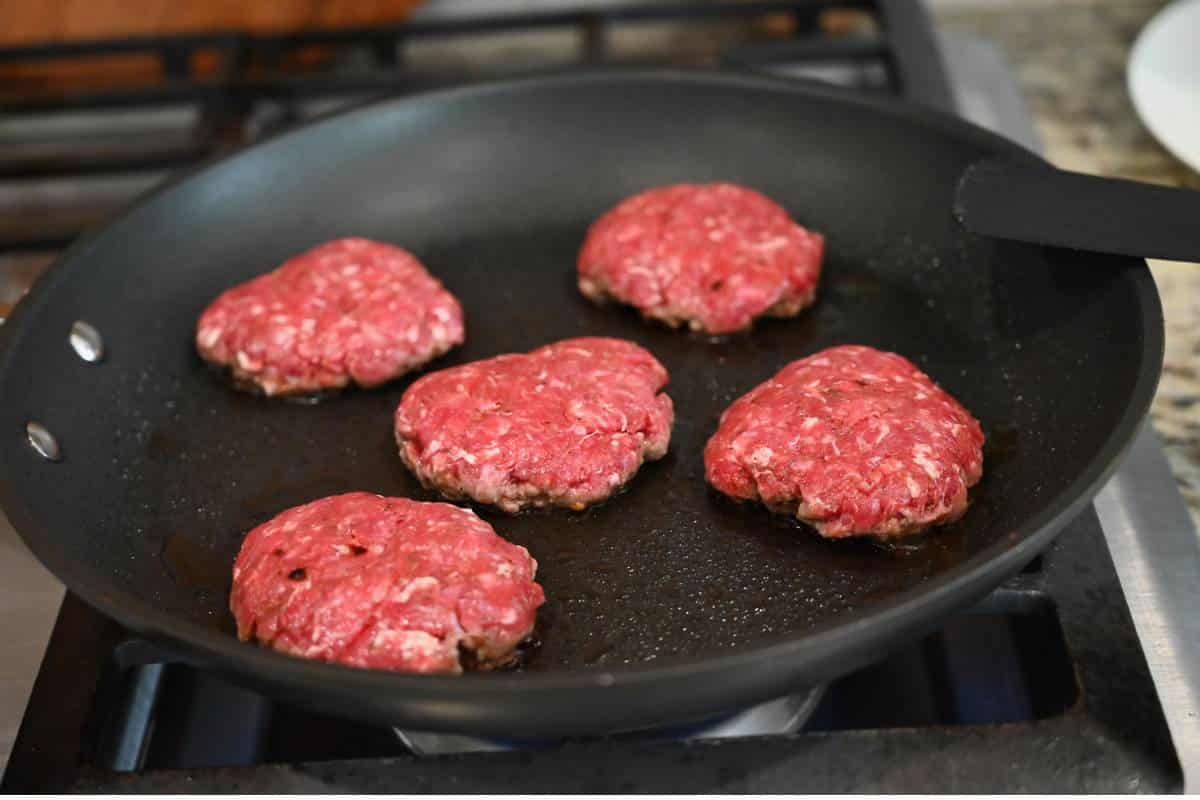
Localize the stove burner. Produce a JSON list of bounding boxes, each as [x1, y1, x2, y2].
[[393, 686, 828, 756]]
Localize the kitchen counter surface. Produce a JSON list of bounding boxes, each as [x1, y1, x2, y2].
[[936, 0, 1200, 524]]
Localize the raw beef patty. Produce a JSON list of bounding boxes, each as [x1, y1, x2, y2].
[[577, 183, 824, 334], [197, 238, 464, 396], [395, 337, 674, 512], [704, 345, 984, 538], [230, 493, 543, 673]]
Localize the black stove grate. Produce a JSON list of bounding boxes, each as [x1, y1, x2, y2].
[[0, 1, 950, 254]]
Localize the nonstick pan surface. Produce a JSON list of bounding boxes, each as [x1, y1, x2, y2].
[[0, 71, 1162, 737]]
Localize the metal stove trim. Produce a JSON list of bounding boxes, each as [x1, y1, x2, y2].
[[393, 686, 828, 756], [1095, 424, 1200, 793], [946, 34, 1199, 791]]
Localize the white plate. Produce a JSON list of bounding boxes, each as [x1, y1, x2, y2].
[[1128, 0, 1200, 173]]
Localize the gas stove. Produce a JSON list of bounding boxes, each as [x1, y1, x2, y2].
[[0, 1, 1197, 792]]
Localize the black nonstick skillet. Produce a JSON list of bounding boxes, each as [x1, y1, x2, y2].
[[0, 70, 1174, 736]]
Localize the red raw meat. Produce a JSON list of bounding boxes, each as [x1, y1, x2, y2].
[[395, 337, 673, 512], [705, 345, 984, 538], [578, 183, 823, 334], [197, 238, 463, 395], [230, 493, 543, 673]]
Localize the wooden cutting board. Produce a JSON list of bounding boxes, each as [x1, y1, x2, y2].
[[0, 0, 426, 90]]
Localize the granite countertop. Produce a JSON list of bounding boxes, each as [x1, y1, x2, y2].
[[936, 0, 1200, 525]]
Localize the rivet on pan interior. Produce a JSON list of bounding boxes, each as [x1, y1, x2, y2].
[[26, 422, 61, 462], [69, 320, 104, 363]]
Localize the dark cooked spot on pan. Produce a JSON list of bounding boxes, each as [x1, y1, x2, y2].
[[349, 544, 367, 556], [457, 642, 481, 672], [287, 567, 307, 581]]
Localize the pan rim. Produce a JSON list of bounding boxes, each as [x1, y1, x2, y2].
[[0, 67, 1164, 729]]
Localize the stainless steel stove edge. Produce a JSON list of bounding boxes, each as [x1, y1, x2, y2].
[[1094, 424, 1200, 793], [946, 33, 1199, 791], [0, 512, 64, 780]]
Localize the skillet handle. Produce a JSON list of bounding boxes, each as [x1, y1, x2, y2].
[[954, 158, 1200, 262]]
